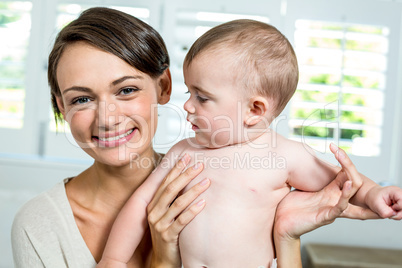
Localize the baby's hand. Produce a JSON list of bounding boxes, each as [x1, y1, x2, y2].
[[365, 185, 402, 220]]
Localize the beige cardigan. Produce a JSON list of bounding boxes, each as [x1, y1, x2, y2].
[[11, 179, 96, 268]]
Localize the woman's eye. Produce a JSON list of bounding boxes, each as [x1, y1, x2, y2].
[[72, 97, 91, 105], [120, 87, 138, 95]]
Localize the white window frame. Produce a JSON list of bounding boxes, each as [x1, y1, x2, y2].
[[281, 0, 402, 183]]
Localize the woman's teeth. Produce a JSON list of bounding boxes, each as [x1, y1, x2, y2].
[[98, 129, 134, 141]]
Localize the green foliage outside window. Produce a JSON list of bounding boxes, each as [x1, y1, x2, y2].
[[346, 40, 383, 53], [347, 25, 383, 35], [341, 129, 363, 140], [308, 74, 340, 85], [295, 90, 338, 103], [341, 111, 365, 124], [292, 108, 337, 121], [0, 3, 22, 26], [309, 37, 341, 49], [293, 126, 334, 138], [342, 93, 365, 106], [343, 75, 379, 89], [0, 65, 24, 80]]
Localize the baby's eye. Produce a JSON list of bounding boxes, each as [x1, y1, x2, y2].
[[196, 95, 208, 103], [120, 87, 139, 95], [72, 97, 91, 105]]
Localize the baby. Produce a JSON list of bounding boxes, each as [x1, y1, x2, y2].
[[98, 20, 402, 267]]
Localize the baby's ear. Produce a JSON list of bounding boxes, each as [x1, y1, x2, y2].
[[244, 96, 270, 126]]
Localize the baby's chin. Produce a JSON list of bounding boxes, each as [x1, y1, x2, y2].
[[193, 135, 243, 149]]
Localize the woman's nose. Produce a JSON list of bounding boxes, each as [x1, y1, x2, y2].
[[97, 101, 123, 129]]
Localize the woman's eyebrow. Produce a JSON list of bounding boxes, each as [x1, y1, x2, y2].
[[112, 75, 143, 86], [62, 75, 143, 94], [62, 86, 92, 95]]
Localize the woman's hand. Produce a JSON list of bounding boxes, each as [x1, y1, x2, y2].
[[274, 144, 379, 267], [147, 154, 210, 268], [275, 144, 378, 241]]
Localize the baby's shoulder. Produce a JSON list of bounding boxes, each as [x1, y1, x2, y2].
[[165, 138, 204, 156], [268, 131, 301, 151], [268, 132, 314, 162]]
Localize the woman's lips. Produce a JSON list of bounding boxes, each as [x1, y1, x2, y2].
[[93, 128, 136, 147]]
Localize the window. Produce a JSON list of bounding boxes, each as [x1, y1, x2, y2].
[[283, 0, 401, 182], [290, 20, 388, 157], [0, 1, 31, 130]]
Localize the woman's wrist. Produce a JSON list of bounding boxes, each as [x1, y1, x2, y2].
[[274, 233, 302, 268], [149, 252, 181, 268], [273, 218, 302, 268]]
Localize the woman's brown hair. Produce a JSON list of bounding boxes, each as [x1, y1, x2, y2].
[[48, 7, 170, 124]]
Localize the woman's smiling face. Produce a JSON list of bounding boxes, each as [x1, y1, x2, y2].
[[56, 41, 170, 166]]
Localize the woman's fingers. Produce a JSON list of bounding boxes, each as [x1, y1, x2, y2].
[[330, 143, 362, 191], [158, 162, 204, 208], [150, 154, 191, 206], [327, 180, 352, 220], [160, 179, 211, 228], [147, 155, 210, 266], [157, 178, 210, 234], [329, 180, 379, 220], [148, 162, 205, 223]]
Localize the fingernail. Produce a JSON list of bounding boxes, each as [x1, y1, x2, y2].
[[181, 154, 190, 165], [199, 178, 209, 186], [193, 162, 201, 170], [196, 199, 205, 206], [338, 149, 346, 160], [331, 143, 345, 160]]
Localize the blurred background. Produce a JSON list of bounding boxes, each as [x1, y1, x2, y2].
[[1, 0, 402, 267]]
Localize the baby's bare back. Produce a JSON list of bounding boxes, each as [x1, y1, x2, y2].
[[178, 138, 291, 268]]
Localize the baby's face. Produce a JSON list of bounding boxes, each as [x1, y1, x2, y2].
[[183, 51, 250, 148]]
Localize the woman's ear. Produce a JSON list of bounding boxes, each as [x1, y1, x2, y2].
[[244, 96, 270, 126], [158, 68, 172, 105], [55, 96, 66, 118]]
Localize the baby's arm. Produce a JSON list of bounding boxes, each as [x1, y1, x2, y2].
[[284, 140, 340, 191], [97, 189, 149, 267], [287, 141, 402, 219], [97, 141, 189, 267]]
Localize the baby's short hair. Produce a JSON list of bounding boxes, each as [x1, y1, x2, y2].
[[184, 19, 298, 117]]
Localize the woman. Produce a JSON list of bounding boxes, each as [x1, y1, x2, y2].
[[11, 7, 377, 267], [12, 7, 205, 267]]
